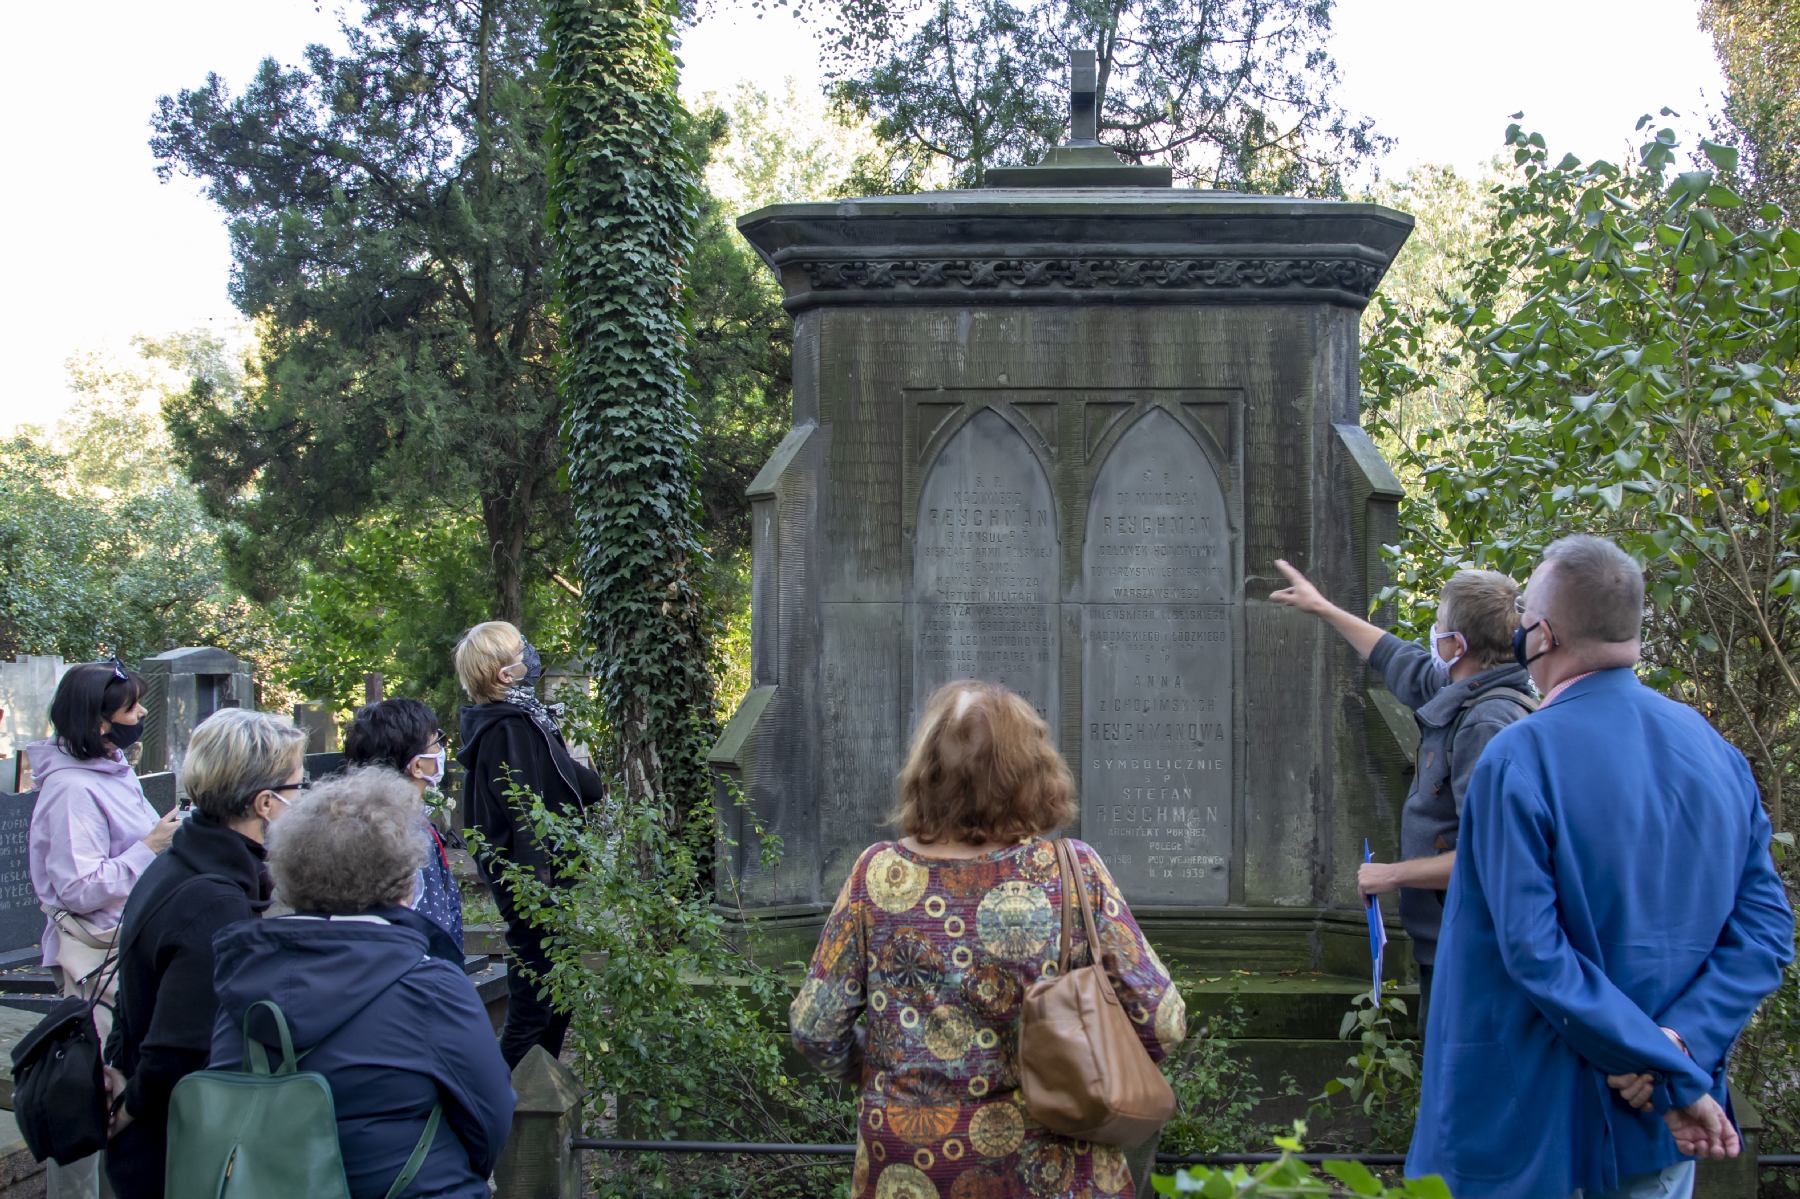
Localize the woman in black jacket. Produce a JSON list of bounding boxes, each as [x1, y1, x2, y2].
[[103, 708, 308, 1199], [453, 621, 604, 1068]]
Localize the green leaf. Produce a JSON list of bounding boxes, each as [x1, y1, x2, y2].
[[1700, 140, 1740, 174], [1323, 1159, 1385, 1195]]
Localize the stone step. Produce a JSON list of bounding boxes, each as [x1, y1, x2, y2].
[[1175, 970, 1421, 1040]]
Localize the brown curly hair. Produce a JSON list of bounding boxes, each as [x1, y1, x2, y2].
[[893, 681, 1076, 846]]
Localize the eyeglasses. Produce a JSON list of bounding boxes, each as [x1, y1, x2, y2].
[[104, 655, 128, 682], [429, 728, 448, 751], [265, 775, 313, 796]]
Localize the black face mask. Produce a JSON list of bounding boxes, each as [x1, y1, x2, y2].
[[520, 641, 543, 689], [1512, 620, 1557, 667], [105, 719, 145, 751]]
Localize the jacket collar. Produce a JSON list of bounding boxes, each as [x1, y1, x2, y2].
[[167, 812, 274, 911], [370, 905, 464, 963], [1541, 664, 1639, 707], [1415, 661, 1536, 728]]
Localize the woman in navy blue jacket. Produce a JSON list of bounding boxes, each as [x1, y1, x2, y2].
[[208, 767, 514, 1198]]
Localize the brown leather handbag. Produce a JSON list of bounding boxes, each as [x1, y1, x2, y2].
[[1018, 839, 1175, 1145]]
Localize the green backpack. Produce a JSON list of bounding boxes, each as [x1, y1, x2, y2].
[[165, 999, 441, 1198]]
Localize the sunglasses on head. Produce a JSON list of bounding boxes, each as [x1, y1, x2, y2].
[[103, 654, 127, 682]]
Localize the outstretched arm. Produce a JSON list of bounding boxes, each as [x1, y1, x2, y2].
[[1270, 559, 1387, 661]]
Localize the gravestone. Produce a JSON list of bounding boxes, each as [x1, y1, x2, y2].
[[139, 647, 256, 775], [0, 792, 40, 956], [712, 57, 1412, 972]]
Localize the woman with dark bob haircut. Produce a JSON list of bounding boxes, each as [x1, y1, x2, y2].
[[343, 698, 463, 957], [25, 659, 179, 1194], [790, 681, 1186, 1199]]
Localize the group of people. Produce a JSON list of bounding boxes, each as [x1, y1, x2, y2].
[[14, 533, 1794, 1199], [22, 619, 595, 1198], [792, 535, 1794, 1199]]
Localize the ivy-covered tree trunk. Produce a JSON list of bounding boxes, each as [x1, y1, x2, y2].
[[545, 0, 718, 836]]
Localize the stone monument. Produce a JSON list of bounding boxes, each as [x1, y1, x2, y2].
[[712, 54, 1414, 974], [138, 647, 256, 776]]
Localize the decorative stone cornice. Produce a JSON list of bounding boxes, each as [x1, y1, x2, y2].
[[797, 255, 1385, 296], [739, 190, 1413, 312]]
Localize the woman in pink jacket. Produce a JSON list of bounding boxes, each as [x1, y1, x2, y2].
[[26, 660, 179, 1009]]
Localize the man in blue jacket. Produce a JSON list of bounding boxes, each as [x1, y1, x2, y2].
[[1407, 535, 1794, 1199]]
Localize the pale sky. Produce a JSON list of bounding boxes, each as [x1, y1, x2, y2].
[[0, 0, 1724, 435]]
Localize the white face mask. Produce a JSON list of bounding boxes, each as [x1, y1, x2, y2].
[[414, 749, 446, 787], [1428, 628, 1468, 677]]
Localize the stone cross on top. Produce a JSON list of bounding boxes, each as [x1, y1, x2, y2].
[[1068, 49, 1100, 146], [984, 50, 1172, 187]]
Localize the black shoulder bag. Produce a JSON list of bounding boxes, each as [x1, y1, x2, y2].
[[10, 873, 224, 1165]]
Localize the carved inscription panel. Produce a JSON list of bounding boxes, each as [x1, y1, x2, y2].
[[912, 409, 1060, 730], [0, 793, 41, 950], [1082, 408, 1234, 904]]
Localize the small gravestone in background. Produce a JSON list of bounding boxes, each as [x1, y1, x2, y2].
[[292, 702, 340, 754], [139, 647, 256, 776]]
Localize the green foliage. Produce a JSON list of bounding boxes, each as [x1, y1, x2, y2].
[[545, 0, 719, 828], [151, 0, 567, 624], [1737, 841, 1800, 1168], [1702, 0, 1800, 217], [1364, 116, 1800, 828], [270, 507, 579, 722], [1153, 1123, 1450, 1197], [810, 0, 1387, 190], [482, 743, 851, 1197], [684, 117, 795, 560], [1308, 991, 1420, 1153], [1159, 997, 1293, 1155], [0, 340, 287, 693]]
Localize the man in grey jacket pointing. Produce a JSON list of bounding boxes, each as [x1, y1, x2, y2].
[[1272, 560, 1534, 1029]]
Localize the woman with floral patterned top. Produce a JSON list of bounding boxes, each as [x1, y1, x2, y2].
[[790, 681, 1186, 1199]]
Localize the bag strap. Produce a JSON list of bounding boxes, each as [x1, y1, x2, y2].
[[43, 906, 116, 951], [383, 1102, 442, 1199], [90, 872, 234, 1024], [1054, 840, 1116, 1001], [242, 1000, 300, 1076], [1447, 685, 1539, 749], [1054, 840, 1075, 975]]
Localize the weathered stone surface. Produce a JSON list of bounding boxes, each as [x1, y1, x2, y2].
[[716, 187, 1412, 970], [912, 408, 1060, 725]]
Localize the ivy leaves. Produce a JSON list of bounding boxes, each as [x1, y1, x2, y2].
[[546, 0, 719, 833]]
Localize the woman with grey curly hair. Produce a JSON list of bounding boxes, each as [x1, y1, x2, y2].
[[201, 768, 515, 1198]]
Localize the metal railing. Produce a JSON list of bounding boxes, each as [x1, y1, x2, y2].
[[569, 1138, 1409, 1167], [569, 1137, 1800, 1168]]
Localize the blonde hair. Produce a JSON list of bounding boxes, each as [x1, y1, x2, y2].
[[893, 681, 1076, 846], [267, 767, 426, 913], [455, 621, 523, 702], [181, 709, 308, 822], [1439, 570, 1523, 667]]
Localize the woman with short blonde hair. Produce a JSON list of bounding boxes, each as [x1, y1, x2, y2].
[[792, 681, 1185, 1199], [454, 621, 525, 704], [105, 709, 306, 1199], [455, 620, 605, 1067]]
